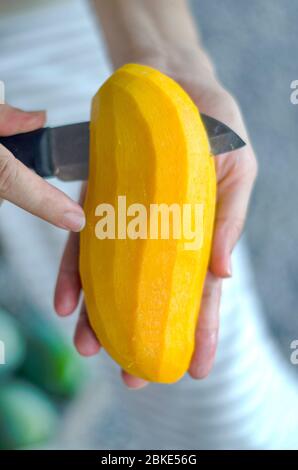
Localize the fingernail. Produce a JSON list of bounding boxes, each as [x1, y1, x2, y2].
[[24, 109, 45, 115], [62, 211, 86, 232], [124, 376, 148, 390]]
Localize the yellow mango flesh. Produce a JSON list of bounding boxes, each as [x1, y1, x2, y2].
[[80, 64, 216, 383]]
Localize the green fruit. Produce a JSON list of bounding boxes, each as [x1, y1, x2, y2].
[[20, 306, 85, 397], [0, 308, 26, 378], [0, 380, 58, 449]]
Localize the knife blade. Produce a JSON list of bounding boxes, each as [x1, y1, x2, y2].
[[0, 115, 245, 181]]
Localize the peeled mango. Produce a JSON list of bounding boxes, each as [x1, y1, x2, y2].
[[80, 64, 216, 383]]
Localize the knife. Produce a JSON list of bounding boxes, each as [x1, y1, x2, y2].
[[0, 115, 245, 181]]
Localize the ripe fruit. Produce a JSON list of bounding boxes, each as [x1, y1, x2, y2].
[[80, 64, 216, 383]]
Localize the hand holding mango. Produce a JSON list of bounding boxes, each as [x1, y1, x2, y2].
[[55, 63, 257, 387]]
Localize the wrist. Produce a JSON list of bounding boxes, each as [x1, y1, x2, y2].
[[127, 47, 244, 138], [126, 45, 220, 91]]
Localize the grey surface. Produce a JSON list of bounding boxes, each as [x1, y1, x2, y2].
[[191, 0, 298, 356]]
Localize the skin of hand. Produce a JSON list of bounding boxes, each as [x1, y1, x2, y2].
[[54, 54, 257, 389], [55, 0, 257, 389], [0, 104, 85, 231]]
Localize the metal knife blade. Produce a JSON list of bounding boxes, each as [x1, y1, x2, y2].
[[201, 114, 246, 156], [0, 114, 245, 181]]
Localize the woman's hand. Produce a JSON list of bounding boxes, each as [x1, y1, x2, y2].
[[0, 104, 85, 231], [54, 54, 257, 389], [163, 60, 258, 379]]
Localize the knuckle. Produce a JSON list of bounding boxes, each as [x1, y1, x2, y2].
[[250, 155, 258, 180], [230, 217, 245, 240], [202, 284, 213, 301], [216, 89, 241, 123], [217, 215, 245, 241], [202, 275, 222, 301], [238, 154, 258, 185], [0, 151, 17, 195]]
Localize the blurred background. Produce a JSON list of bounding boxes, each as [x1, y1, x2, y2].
[[191, 0, 298, 360], [0, 0, 297, 450]]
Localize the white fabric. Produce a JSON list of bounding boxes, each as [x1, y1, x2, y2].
[[0, 0, 297, 450]]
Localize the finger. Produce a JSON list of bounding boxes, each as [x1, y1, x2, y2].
[[0, 145, 85, 231], [121, 370, 149, 390], [0, 104, 46, 135], [54, 231, 81, 316], [189, 272, 222, 379], [74, 303, 101, 356], [210, 146, 257, 278]]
